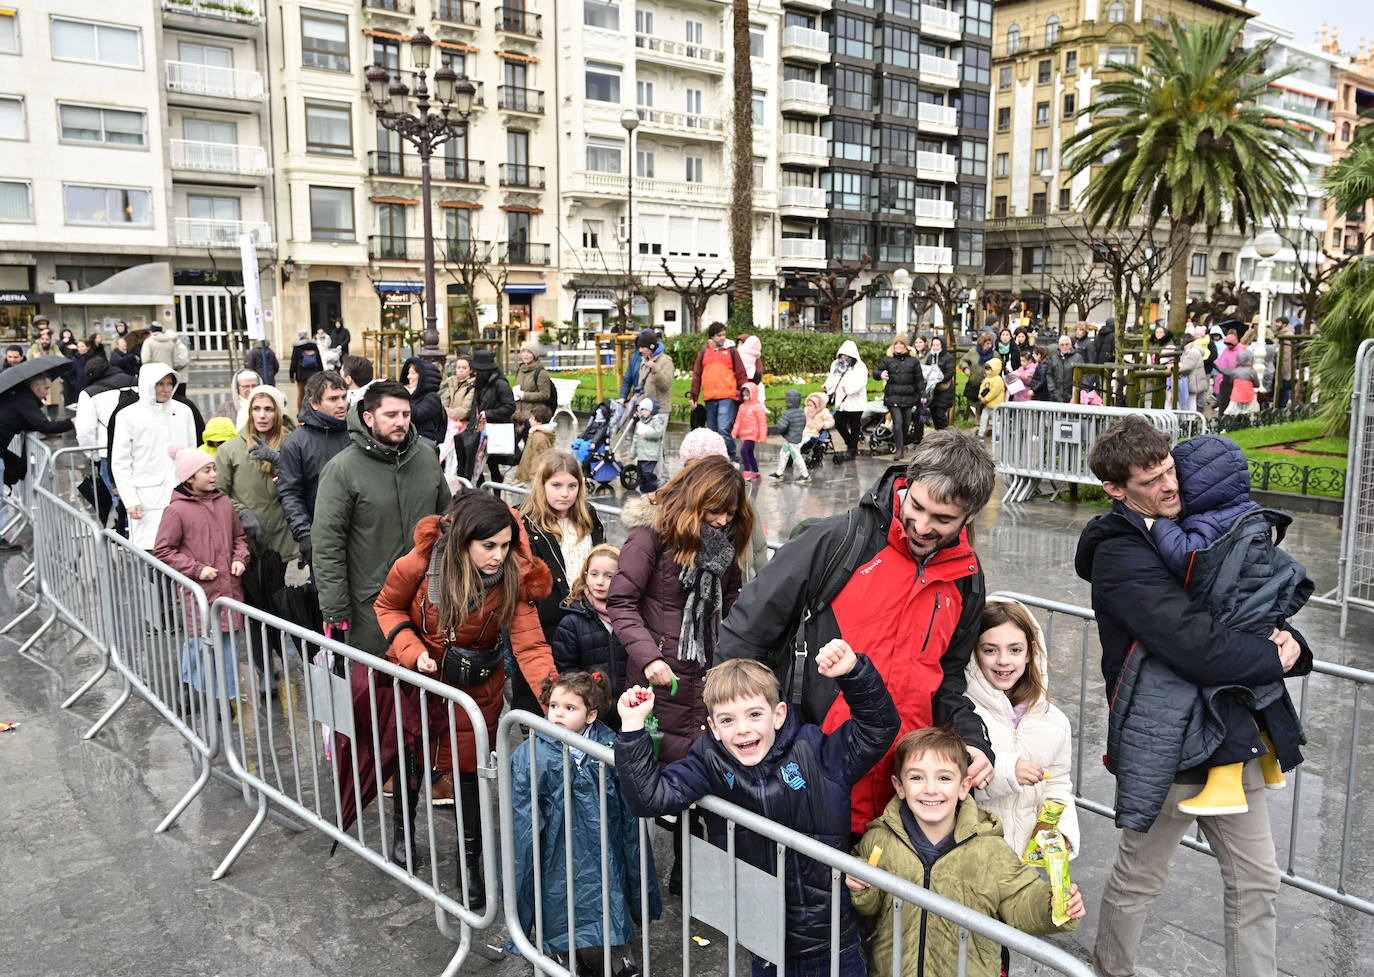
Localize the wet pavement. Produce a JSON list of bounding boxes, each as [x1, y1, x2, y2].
[[2, 386, 1371, 977]]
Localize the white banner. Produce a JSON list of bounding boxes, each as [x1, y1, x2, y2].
[[239, 233, 265, 341]]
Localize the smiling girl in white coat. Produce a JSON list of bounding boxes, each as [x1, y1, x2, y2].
[[965, 596, 1081, 859]]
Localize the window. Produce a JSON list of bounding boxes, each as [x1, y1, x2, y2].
[[957, 92, 989, 132], [301, 9, 349, 71], [309, 186, 354, 241], [0, 10, 18, 54], [1058, 187, 1071, 211], [986, 248, 1013, 275], [1035, 101, 1049, 126], [956, 230, 983, 268], [187, 193, 241, 223], [958, 184, 985, 221], [584, 0, 618, 30], [960, 138, 986, 177], [1063, 93, 1076, 117], [51, 16, 139, 67], [636, 148, 654, 178], [878, 24, 916, 69], [993, 195, 1007, 218], [749, 22, 765, 59], [57, 103, 145, 147], [586, 139, 622, 173], [1021, 245, 1050, 274], [828, 221, 870, 262], [752, 89, 766, 126], [1154, 12, 1164, 27], [0, 96, 25, 140], [882, 76, 917, 117], [833, 15, 873, 60], [685, 155, 703, 183], [305, 100, 352, 155], [447, 209, 473, 248], [1045, 15, 1059, 46], [1190, 252, 1208, 277], [963, 45, 989, 85], [1342, 122, 1352, 143], [585, 63, 620, 103], [1065, 50, 1077, 73], [1031, 192, 1046, 216], [998, 66, 1012, 90], [1033, 147, 1048, 171], [964, 0, 992, 39], [63, 184, 150, 226], [637, 81, 653, 106], [995, 152, 1008, 177], [1107, 2, 1125, 23], [635, 9, 653, 34], [827, 66, 873, 111], [824, 169, 869, 211], [996, 106, 1010, 132], [373, 36, 399, 76], [1006, 24, 1020, 53], [1037, 59, 1051, 84], [0, 178, 28, 222], [1103, 45, 1138, 67], [684, 19, 702, 46], [875, 176, 916, 215], [876, 124, 914, 166], [877, 227, 914, 265], [754, 155, 766, 188], [685, 88, 703, 116], [375, 204, 405, 250], [581, 219, 602, 249]]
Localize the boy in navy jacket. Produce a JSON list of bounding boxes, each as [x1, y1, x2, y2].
[[615, 640, 900, 977]]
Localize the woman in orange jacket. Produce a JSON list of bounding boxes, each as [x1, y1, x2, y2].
[[374, 488, 554, 910]]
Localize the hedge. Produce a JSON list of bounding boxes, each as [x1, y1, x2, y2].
[[666, 327, 891, 376]]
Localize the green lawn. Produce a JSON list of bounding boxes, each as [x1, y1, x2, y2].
[[1224, 420, 1329, 449]]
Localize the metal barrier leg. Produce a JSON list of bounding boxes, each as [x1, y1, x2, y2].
[[83, 672, 133, 740], [212, 789, 271, 880], [60, 639, 110, 709], [0, 589, 41, 634], [14, 606, 57, 658], [156, 751, 214, 835], [431, 912, 476, 977]]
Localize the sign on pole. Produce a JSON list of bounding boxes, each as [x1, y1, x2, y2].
[[239, 232, 265, 341]]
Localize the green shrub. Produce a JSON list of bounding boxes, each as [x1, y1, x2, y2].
[[667, 327, 890, 376]]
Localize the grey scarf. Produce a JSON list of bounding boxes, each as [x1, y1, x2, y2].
[[677, 524, 734, 666], [427, 540, 505, 611]]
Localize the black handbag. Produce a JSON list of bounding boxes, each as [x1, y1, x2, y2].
[[440, 642, 504, 687]]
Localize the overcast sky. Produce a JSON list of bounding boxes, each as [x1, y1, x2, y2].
[[1254, 0, 1374, 54]]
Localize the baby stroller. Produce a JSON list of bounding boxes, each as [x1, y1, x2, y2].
[[583, 403, 639, 491], [801, 428, 833, 470], [570, 399, 616, 465], [861, 395, 894, 456]]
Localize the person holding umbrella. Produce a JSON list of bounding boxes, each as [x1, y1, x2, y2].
[[0, 356, 76, 548]]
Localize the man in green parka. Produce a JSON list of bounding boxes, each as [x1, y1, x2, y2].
[[313, 379, 451, 655]]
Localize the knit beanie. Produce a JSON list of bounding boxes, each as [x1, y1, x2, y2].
[[637, 396, 656, 414], [636, 328, 659, 351], [893, 332, 910, 347], [678, 427, 728, 465], [169, 445, 216, 485]]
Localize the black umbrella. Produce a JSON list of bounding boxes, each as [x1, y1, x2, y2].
[[0, 355, 73, 397]]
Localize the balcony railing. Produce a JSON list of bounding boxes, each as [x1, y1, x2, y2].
[[436, 0, 480, 26], [913, 245, 953, 267], [781, 26, 830, 56], [919, 4, 961, 33], [495, 6, 542, 36], [634, 34, 726, 68], [779, 238, 826, 261], [918, 103, 958, 129], [916, 150, 958, 175], [781, 79, 828, 105], [175, 217, 271, 248], [920, 54, 959, 82], [363, 0, 413, 12], [636, 108, 725, 135], [779, 132, 828, 158], [368, 236, 494, 261], [169, 139, 270, 175], [165, 60, 265, 100], [367, 151, 485, 184], [500, 241, 550, 265], [498, 86, 545, 113], [161, 0, 262, 24], [779, 185, 826, 209], [914, 198, 955, 221], [499, 163, 546, 188]]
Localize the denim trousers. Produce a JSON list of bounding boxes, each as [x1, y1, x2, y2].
[[705, 398, 739, 461], [751, 943, 867, 977]]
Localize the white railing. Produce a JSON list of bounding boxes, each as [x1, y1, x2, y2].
[[174, 217, 272, 248], [918, 102, 958, 128], [921, 54, 959, 81], [779, 185, 826, 209], [779, 237, 826, 260], [916, 150, 958, 175], [919, 4, 961, 33], [914, 197, 955, 221], [781, 79, 828, 105], [165, 61, 266, 100], [779, 132, 828, 158], [635, 33, 725, 67], [913, 244, 953, 267], [636, 108, 725, 134], [781, 26, 830, 54], [169, 139, 270, 176], [567, 171, 732, 205], [161, 0, 263, 23]]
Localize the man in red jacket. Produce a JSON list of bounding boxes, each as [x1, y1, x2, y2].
[[690, 321, 747, 463]]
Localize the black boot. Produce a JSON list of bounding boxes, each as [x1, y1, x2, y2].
[[390, 756, 424, 869], [457, 772, 486, 912]]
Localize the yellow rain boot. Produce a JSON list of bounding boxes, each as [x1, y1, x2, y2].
[[1178, 762, 1248, 816], [1258, 732, 1286, 790]]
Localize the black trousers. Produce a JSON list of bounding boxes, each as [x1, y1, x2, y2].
[[833, 411, 862, 456]]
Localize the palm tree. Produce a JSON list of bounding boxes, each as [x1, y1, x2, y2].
[[728, 0, 753, 328], [1064, 17, 1304, 339]]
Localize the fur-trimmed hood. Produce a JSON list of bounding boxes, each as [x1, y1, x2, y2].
[[618, 494, 657, 531]]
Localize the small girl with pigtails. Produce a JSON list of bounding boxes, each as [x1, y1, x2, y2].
[[509, 670, 661, 977]]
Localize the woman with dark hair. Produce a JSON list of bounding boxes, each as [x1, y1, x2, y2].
[[374, 488, 555, 910], [401, 356, 446, 445], [1012, 327, 1034, 370], [925, 335, 957, 430], [470, 349, 515, 482]]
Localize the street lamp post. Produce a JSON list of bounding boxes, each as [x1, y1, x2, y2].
[[620, 108, 640, 332], [1252, 229, 1282, 393], [1038, 168, 1054, 325], [893, 267, 911, 337], [366, 29, 474, 366]]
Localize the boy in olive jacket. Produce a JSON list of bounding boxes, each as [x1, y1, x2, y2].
[[847, 728, 1083, 977]]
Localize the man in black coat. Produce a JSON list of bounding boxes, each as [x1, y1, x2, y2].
[[277, 370, 350, 567], [0, 375, 74, 547], [1075, 416, 1309, 977], [1095, 316, 1117, 364]]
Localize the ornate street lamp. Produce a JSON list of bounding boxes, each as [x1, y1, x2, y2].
[[620, 108, 640, 331], [366, 28, 476, 364], [1252, 229, 1282, 392]]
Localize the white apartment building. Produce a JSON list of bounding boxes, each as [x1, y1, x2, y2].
[[0, 0, 275, 353]]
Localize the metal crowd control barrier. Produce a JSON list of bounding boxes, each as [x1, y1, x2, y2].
[[497, 710, 1097, 977], [209, 598, 498, 975], [1312, 336, 1374, 636], [990, 591, 1374, 916], [991, 402, 1207, 503]]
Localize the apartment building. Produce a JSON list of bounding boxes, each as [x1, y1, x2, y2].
[[271, 0, 557, 345], [985, 0, 1250, 325], [0, 0, 275, 353], [1322, 28, 1374, 267]]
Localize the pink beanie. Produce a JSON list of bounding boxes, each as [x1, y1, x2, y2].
[[678, 427, 728, 465], [168, 445, 216, 484]]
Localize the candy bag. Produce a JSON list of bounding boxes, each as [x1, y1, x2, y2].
[[1036, 829, 1073, 927], [1022, 797, 1067, 866]]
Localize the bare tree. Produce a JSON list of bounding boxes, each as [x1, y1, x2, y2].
[[659, 261, 732, 332], [800, 254, 874, 332], [921, 272, 977, 349], [1072, 220, 1185, 352], [1188, 280, 1258, 329], [439, 239, 493, 340], [206, 248, 273, 370], [1046, 254, 1109, 332], [1276, 224, 1366, 329], [983, 289, 1014, 327], [728, 0, 753, 324]]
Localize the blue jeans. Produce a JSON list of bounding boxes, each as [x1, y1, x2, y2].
[[705, 398, 739, 461], [751, 943, 867, 977]]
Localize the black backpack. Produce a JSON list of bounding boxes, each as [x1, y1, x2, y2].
[[537, 366, 558, 412]]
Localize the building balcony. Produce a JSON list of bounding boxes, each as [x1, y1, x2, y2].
[[634, 34, 727, 73], [913, 244, 953, 268], [499, 163, 546, 188], [363, 0, 413, 17], [779, 185, 827, 215], [914, 197, 955, 223], [160, 0, 262, 25], [779, 237, 827, 265], [367, 151, 486, 184], [500, 241, 551, 265], [564, 170, 770, 209], [918, 4, 961, 40], [165, 60, 265, 101], [915, 150, 957, 181], [920, 54, 959, 87], [494, 6, 542, 38], [435, 0, 480, 28], [498, 85, 545, 114], [636, 108, 725, 138], [780, 79, 828, 116], [917, 102, 958, 134], [779, 132, 828, 166], [368, 236, 495, 262], [782, 0, 831, 10], [781, 26, 831, 63], [169, 139, 270, 176], [176, 217, 272, 249]]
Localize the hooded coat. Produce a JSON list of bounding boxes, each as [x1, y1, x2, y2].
[[475, 370, 517, 424], [850, 795, 1077, 977], [878, 348, 925, 408], [1095, 319, 1117, 364], [73, 361, 134, 456], [737, 333, 763, 383], [243, 345, 278, 387], [289, 336, 324, 383], [276, 400, 351, 546], [552, 594, 627, 690], [401, 356, 446, 445], [522, 506, 606, 644], [215, 385, 301, 562], [311, 399, 452, 653], [775, 389, 807, 444], [511, 721, 661, 954], [977, 358, 1006, 409], [802, 392, 835, 439], [152, 485, 249, 633], [823, 340, 869, 413], [110, 364, 197, 548]]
